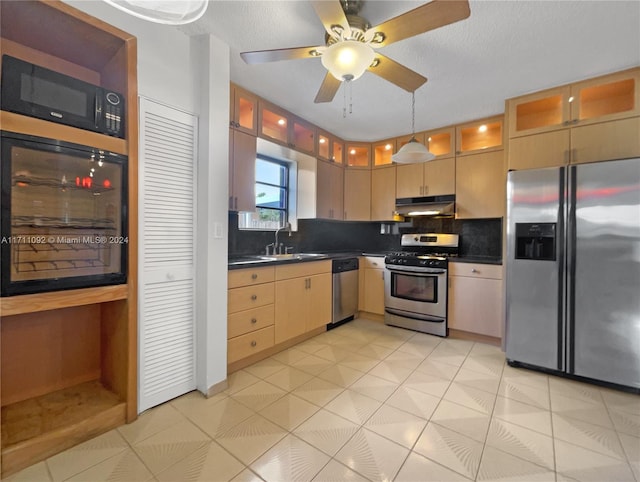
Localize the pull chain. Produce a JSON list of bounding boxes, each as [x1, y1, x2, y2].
[[349, 80, 353, 115], [343, 80, 347, 118]]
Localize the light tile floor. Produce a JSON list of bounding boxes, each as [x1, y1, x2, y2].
[[8, 318, 640, 482]]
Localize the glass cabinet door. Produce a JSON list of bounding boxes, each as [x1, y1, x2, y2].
[[572, 69, 639, 125], [331, 139, 344, 164], [291, 118, 315, 155], [457, 117, 504, 155], [346, 143, 370, 168], [424, 128, 454, 159], [259, 105, 288, 144], [318, 132, 330, 160], [507, 86, 571, 138], [373, 139, 395, 167]]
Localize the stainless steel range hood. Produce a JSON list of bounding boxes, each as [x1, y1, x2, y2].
[[395, 195, 455, 217]]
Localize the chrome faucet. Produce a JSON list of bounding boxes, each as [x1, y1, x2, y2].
[[274, 222, 292, 254]]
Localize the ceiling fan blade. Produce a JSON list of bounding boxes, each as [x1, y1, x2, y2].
[[315, 72, 342, 103], [367, 54, 427, 92], [366, 0, 470, 47], [310, 0, 350, 39], [240, 46, 323, 64]]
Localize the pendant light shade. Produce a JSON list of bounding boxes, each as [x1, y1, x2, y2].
[[392, 91, 435, 164], [103, 0, 208, 25], [392, 137, 435, 163], [321, 40, 375, 82]]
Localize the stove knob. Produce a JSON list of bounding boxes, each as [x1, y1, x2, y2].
[[420, 260, 427, 265]]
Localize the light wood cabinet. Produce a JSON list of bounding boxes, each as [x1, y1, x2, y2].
[[316, 160, 344, 220], [425, 127, 455, 159], [508, 68, 640, 139], [507, 129, 569, 171], [448, 262, 503, 339], [259, 101, 316, 156], [371, 166, 397, 221], [230, 83, 258, 135], [344, 169, 371, 221], [346, 142, 371, 168], [0, 1, 138, 476], [507, 68, 640, 170], [456, 116, 504, 156], [396, 159, 455, 198], [373, 139, 396, 167], [274, 261, 332, 343], [360, 257, 385, 315], [229, 129, 256, 212], [455, 150, 505, 219], [227, 267, 276, 364]]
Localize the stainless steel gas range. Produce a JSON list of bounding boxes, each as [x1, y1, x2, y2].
[[384, 233, 459, 336]]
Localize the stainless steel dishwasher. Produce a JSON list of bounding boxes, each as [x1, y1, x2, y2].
[[331, 257, 359, 326]]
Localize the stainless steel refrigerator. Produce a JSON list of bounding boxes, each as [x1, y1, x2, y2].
[[505, 157, 640, 390]]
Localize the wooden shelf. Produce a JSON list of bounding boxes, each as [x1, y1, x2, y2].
[[1, 381, 126, 477], [0, 112, 128, 155], [0, 284, 128, 317]]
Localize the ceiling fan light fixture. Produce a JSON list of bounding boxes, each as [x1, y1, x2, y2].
[[321, 40, 375, 82], [392, 138, 436, 163], [102, 0, 208, 25]]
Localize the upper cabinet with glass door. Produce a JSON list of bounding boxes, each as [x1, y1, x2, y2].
[[373, 139, 396, 167], [571, 68, 640, 127], [259, 101, 316, 156], [317, 131, 345, 164], [230, 84, 258, 136], [424, 127, 455, 159], [345, 142, 371, 168], [456, 115, 504, 156], [507, 68, 640, 138]]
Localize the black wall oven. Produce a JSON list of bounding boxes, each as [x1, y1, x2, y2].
[[1, 131, 128, 296]]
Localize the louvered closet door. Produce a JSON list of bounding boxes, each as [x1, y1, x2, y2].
[[139, 98, 197, 412]]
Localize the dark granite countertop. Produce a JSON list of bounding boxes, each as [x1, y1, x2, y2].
[[228, 251, 392, 269], [450, 256, 502, 265], [229, 251, 501, 269]]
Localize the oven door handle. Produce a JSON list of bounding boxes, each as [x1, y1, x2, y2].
[[385, 308, 445, 323], [385, 267, 446, 276]]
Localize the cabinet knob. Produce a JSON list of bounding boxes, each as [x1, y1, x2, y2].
[[251, 318, 257, 324], [372, 261, 378, 266], [251, 340, 257, 347], [251, 294, 257, 300], [471, 268, 478, 273], [251, 273, 258, 280]]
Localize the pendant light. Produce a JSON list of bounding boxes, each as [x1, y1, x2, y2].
[[103, 0, 208, 25], [392, 91, 435, 164]]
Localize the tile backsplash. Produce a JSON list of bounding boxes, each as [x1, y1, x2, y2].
[[229, 213, 502, 259]]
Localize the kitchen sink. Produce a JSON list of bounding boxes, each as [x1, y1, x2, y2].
[[259, 253, 328, 261]]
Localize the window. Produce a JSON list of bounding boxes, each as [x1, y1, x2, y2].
[[239, 156, 288, 230]]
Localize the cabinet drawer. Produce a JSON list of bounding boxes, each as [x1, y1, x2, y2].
[[360, 256, 385, 269], [275, 260, 331, 280], [228, 304, 274, 339], [228, 266, 275, 288], [449, 262, 503, 279], [228, 283, 274, 313], [228, 326, 275, 364]]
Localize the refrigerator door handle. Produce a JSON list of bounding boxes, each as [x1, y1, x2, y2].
[[557, 166, 567, 372], [565, 165, 578, 374]]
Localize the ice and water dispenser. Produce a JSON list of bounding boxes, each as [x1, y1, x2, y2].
[[515, 223, 556, 260]]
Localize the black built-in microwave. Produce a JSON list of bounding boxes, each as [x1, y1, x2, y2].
[[1, 55, 125, 138]]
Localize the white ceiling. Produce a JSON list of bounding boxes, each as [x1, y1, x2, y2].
[[182, 1, 640, 141]]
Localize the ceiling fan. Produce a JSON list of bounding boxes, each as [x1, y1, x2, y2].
[[240, 0, 470, 103]]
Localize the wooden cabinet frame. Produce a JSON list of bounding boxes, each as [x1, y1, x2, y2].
[[0, 1, 138, 476]]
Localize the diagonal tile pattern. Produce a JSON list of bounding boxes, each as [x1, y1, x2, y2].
[[9, 318, 639, 481]]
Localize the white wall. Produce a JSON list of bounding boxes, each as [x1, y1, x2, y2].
[[64, 1, 230, 396]]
